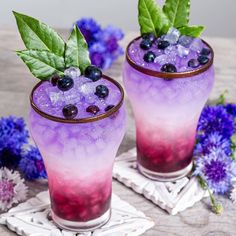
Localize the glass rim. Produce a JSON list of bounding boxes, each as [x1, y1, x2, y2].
[[30, 74, 125, 124], [126, 36, 214, 79]]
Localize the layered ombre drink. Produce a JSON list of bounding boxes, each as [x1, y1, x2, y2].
[[123, 33, 214, 181], [29, 75, 126, 231]]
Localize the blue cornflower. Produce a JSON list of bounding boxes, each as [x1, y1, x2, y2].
[[197, 105, 235, 139], [19, 146, 47, 180], [0, 116, 29, 168], [224, 103, 236, 118], [194, 149, 236, 194], [194, 132, 232, 156], [75, 18, 101, 45]]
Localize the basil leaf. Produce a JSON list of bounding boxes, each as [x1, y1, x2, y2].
[[138, 0, 170, 37], [179, 25, 205, 37], [163, 0, 190, 28], [13, 11, 65, 57], [16, 50, 65, 80], [65, 25, 91, 73]]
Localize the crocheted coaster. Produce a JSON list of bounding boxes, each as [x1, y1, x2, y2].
[[0, 191, 154, 236], [113, 148, 208, 215]]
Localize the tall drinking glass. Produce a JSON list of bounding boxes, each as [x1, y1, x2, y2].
[[123, 37, 214, 181], [29, 76, 126, 232]]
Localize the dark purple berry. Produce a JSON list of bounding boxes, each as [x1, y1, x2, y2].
[[50, 74, 60, 86], [57, 76, 74, 91], [157, 40, 170, 50], [161, 63, 177, 73], [200, 48, 211, 56], [62, 104, 78, 119], [188, 59, 200, 68], [105, 105, 115, 112], [142, 33, 156, 43], [143, 51, 156, 63], [140, 39, 152, 50], [95, 85, 109, 98], [198, 55, 209, 65], [84, 65, 102, 82], [86, 105, 100, 115]]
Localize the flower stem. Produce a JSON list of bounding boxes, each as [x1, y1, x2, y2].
[[197, 176, 223, 214]]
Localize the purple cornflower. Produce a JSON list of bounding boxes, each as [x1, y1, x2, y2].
[[19, 146, 47, 180], [74, 18, 101, 45], [194, 132, 232, 156], [194, 149, 236, 194], [0, 116, 29, 168], [75, 18, 124, 70], [197, 105, 235, 139]]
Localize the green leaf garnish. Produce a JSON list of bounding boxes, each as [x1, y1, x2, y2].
[[65, 25, 91, 73], [138, 0, 205, 38], [16, 50, 65, 80], [163, 0, 190, 28], [13, 11, 65, 57], [138, 0, 170, 37], [14, 12, 91, 80], [178, 25, 205, 38]]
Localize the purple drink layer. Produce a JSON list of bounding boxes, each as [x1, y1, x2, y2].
[[33, 76, 121, 119], [128, 33, 212, 73]]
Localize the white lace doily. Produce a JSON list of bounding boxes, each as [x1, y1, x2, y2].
[[113, 148, 208, 215], [0, 191, 154, 236]]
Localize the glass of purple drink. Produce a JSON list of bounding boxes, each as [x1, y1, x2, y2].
[[123, 33, 214, 181], [29, 74, 126, 231]]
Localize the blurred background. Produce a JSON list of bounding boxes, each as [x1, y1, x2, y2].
[[0, 0, 235, 37]]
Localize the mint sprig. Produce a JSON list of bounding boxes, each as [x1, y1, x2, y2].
[[16, 50, 65, 80], [13, 11, 65, 57], [14, 12, 91, 80], [138, 0, 170, 37], [178, 25, 205, 38], [65, 25, 91, 74], [138, 0, 205, 38], [163, 0, 190, 28]]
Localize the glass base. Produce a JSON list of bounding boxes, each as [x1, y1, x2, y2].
[[51, 208, 111, 232], [138, 161, 193, 182]]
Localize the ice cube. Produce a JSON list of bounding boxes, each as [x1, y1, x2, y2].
[[178, 36, 193, 48], [164, 45, 177, 56], [164, 27, 180, 45], [47, 87, 65, 107], [189, 38, 203, 53], [64, 87, 81, 104], [64, 67, 81, 79], [154, 54, 169, 65], [79, 83, 96, 96], [177, 45, 190, 58]]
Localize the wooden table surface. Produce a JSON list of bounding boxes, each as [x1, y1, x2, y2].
[[0, 29, 236, 236]]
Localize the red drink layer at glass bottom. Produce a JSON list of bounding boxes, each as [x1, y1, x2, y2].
[[123, 35, 214, 181], [29, 75, 125, 231]]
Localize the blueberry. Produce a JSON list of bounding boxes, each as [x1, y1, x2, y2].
[[86, 105, 100, 115], [188, 59, 200, 68], [57, 76, 74, 91], [140, 39, 152, 50], [161, 63, 177, 73], [142, 33, 156, 43], [157, 40, 170, 50], [50, 74, 60, 86], [95, 85, 109, 98], [62, 104, 78, 119], [200, 48, 211, 56], [84, 65, 102, 82], [198, 55, 209, 65], [143, 51, 156, 63], [105, 105, 115, 112]]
